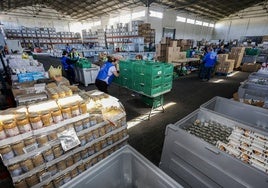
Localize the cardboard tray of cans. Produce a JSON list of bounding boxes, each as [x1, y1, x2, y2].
[[160, 109, 268, 188], [200, 96, 268, 130], [61, 145, 182, 188], [0, 108, 128, 188]]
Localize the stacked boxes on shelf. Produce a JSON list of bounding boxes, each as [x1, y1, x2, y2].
[[0, 93, 128, 188], [115, 60, 173, 97], [215, 54, 235, 74], [228, 47, 246, 69], [138, 23, 155, 44], [177, 39, 193, 51]]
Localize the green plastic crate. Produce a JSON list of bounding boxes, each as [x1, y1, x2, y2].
[[162, 74, 173, 84], [133, 62, 163, 76], [138, 84, 162, 96], [121, 76, 134, 89], [113, 76, 122, 85], [134, 74, 162, 87], [141, 95, 164, 108], [162, 63, 174, 75], [162, 83, 172, 92]]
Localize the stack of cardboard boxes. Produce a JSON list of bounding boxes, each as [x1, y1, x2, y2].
[[156, 38, 187, 63], [228, 47, 245, 69], [215, 54, 235, 74], [177, 39, 193, 51], [138, 23, 155, 44]]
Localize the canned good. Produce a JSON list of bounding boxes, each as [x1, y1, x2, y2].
[[36, 135, 49, 147], [107, 136, 113, 145], [12, 141, 25, 156], [50, 92, 59, 100], [70, 168, 78, 178], [20, 159, 34, 172], [25, 174, 39, 187], [74, 120, 83, 132], [66, 123, 74, 129], [85, 131, 94, 143], [59, 90, 66, 98], [63, 172, 71, 184], [51, 108, 63, 123], [85, 159, 93, 169], [105, 123, 112, 133], [61, 105, 72, 119], [41, 111, 53, 127], [112, 133, 119, 142], [29, 113, 43, 130], [16, 114, 32, 133], [42, 181, 54, 188], [53, 145, 63, 158], [88, 145, 95, 156], [57, 127, 65, 134], [57, 160, 67, 171], [66, 156, 74, 167], [103, 151, 109, 158], [78, 134, 86, 146], [43, 149, 55, 162], [64, 88, 72, 96], [73, 152, 81, 163], [98, 126, 106, 137], [53, 176, 63, 187], [48, 131, 57, 141], [91, 157, 98, 166], [3, 119, 19, 137], [79, 101, 87, 114], [96, 115, 103, 124], [0, 124, 6, 140], [71, 103, 80, 117], [92, 129, 99, 139], [77, 163, 85, 174], [8, 163, 22, 176], [94, 142, 101, 152], [47, 164, 58, 176], [81, 148, 89, 159], [101, 139, 107, 149], [83, 118, 90, 129], [14, 179, 27, 188], [32, 153, 44, 167], [0, 145, 14, 160], [24, 137, 36, 146], [37, 168, 46, 178], [97, 154, 104, 162]]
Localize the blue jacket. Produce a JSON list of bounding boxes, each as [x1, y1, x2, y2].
[[203, 51, 217, 67], [61, 56, 74, 70], [96, 61, 115, 85]]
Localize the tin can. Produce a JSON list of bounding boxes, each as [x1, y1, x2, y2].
[[8, 163, 22, 176], [71, 168, 78, 178], [57, 160, 67, 171], [20, 158, 34, 172], [85, 131, 94, 143], [83, 118, 90, 129], [47, 164, 58, 176], [32, 153, 44, 167], [36, 135, 49, 147], [92, 129, 99, 139], [14, 179, 27, 188], [66, 156, 74, 167], [101, 139, 107, 149], [53, 145, 63, 158], [16, 114, 32, 133], [12, 141, 25, 156], [48, 131, 57, 141], [24, 137, 37, 147], [88, 145, 95, 156], [41, 111, 53, 127], [73, 152, 81, 163], [51, 108, 63, 123], [98, 126, 106, 137], [63, 172, 71, 184], [3, 119, 19, 137], [37, 168, 46, 178], [61, 105, 72, 119], [0, 124, 6, 140], [96, 115, 103, 124], [112, 133, 119, 142], [74, 120, 83, 132], [77, 163, 85, 174], [94, 142, 101, 152], [81, 148, 89, 159], [97, 154, 103, 162], [43, 149, 55, 162], [29, 113, 43, 130], [42, 181, 54, 188], [85, 159, 93, 169], [71, 103, 80, 117], [79, 101, 87, 114], [0, 145, 14, 160], [53, 176, 63, 187], [78, 134, 86, 146], [105, 123, 112, 133], [107, 136, 113, 145], [25, 174, 39, 187], [90, 116, 97, 126]]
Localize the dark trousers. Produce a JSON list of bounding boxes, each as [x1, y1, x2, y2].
[[95, 79, 108, 93], [201, 66, 213, 80], [64, 68, 75, 85]]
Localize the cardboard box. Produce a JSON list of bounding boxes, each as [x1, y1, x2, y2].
[[241, 63, 261, 72], [218, 54, 229, 63], [170, 40, 178, 47]]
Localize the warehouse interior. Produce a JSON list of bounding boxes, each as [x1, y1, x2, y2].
[[0, 0, 268, 188]]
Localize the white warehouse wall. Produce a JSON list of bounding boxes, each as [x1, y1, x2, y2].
[[213, 16, 268, 41]]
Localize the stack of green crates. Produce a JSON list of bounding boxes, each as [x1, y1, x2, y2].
[[76, 58, 92, 68], [115, 60, 173, 97], [141, 95, 164, 108]]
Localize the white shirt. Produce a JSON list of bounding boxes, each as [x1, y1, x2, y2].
[[104, 65, 116, 84]]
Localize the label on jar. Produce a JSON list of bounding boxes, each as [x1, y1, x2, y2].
[[18, 123, 32, 133], [80, 138, 86, 146], [0, 130, 7, 140], [53, 115, 63, 123], [5, 127, 20, 137], [57, 127, 80, 151], [2, 150, 14, 160], [88, 148, 95, 156], [44, 153, 54, 162], [83, 122, 90, 129], [90, 120, 97, 126], [74, 125, 83, 132], [72, 109, 80, 117], [31, 121, 43, 130], [10, 167, 22, 177], [40, 172, 51, 182], [23, 143, 38, 153]]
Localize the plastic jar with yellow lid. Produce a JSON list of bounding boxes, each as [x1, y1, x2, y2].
[[8, 163, 22, 177], [61, 105, 72, 119], [20, 158, 34, 172], [98, 126, 106, 137], [107, 136, 113, 145], [25, 174, 39, 187], [97, 154, 104, 162], [66, 156, 74, 167], [24, 137, 37, 147], [94, 142, 101, 152], [53, 145, 63, 158], [36, 135, 48, 147], [48, 131, 57, 141], [12, 141, 25, 156], [71, 102, 80, 117], [29, 113, 43, 130], [85, 131, 94, 143], [51, 108, 63, 123], [90, 116, 97, 126], [41, 111, 53, 127], [77, 163, 85, 174], [14, 179, 27, 188], [47, 164, 58, 176], [92, 129, 99, 139], [16, 114, 32, 134], [88, 145, 95, 156], [81, 148, 89, 159], [3, 119, 19, 137], [0, 145, 14, 160], [57, 160, 67, 171], [73, 152, 81, 163], [65, 88, 73, 96], [70, 168, 78, 178], [58, 90, 66, 98], [50, 92, 59, 100], [83, 118, 90, 129], [78, 134, 86, 146], [0, 124, 7, 140], [74, 120, 83, 132], [101, 139, 107, 149], [79, 101, 87, 114], [43, 149, 55, 162], [32, 153, 44, 167]]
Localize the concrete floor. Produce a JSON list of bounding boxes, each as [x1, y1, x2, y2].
[[37, 55, 250, 166]]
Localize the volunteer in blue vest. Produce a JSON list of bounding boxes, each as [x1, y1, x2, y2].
[[95, 56, 119, 93], [200, 47, 217, 81], [61, 50, 76, 84]]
